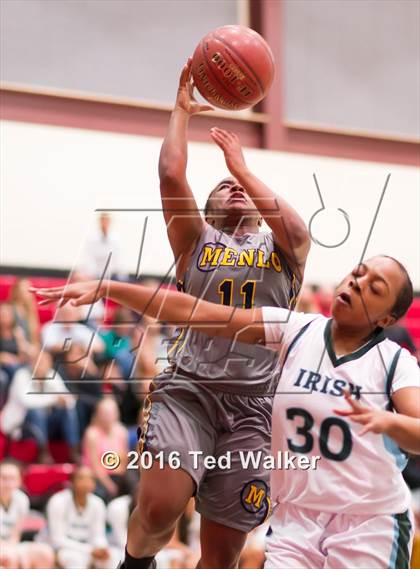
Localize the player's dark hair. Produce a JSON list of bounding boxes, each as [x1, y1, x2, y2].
[[204, 186, 219, 218], [204, 177, 236, 218], [381, 255, 413, 320]]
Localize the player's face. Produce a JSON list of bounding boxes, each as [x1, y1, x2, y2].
[[207, 177, 258, 217], [332, 256, 404, 330]]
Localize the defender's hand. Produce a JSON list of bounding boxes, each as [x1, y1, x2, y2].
[[175, 58, 214, 116], [29, 280, 106, 307], [334, 391, 396, 436], [210, 127, 248, 176]]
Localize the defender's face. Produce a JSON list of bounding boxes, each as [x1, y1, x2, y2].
[[207, 178, 257, 217], [331, 257, 403, 329]]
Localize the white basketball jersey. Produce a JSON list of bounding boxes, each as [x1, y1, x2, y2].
[[46, 489, 107, 550], [0, 488, 29, 540], [263, 307, 420, 515]]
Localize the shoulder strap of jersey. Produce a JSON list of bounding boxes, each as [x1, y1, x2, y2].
[[280, 318, 316, 372], [385, 347, 402, 411]]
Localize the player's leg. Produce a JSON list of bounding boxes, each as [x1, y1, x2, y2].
[[264, 504, 325, 569], [126, 461, 194, 557], [195, 395, 272, 569], [323, 509, 414, 569], [123, 381, 215, 569], [196, 517, 247, 569]]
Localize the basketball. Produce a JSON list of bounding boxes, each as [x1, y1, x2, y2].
[[191, 25, 275, 111]]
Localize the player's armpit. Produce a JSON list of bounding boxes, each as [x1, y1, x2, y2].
[[160, 179, 205, 259]]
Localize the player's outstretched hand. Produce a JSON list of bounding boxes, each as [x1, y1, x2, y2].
[[210, 127, 248, 177], [176, 58, 214, 115], [29, 280, 105, 308], [334, 391, 395, 436]]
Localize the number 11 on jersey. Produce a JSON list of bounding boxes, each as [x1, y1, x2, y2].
[[218, 279, 257, 309]]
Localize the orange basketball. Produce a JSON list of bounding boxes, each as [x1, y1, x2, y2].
[[191, 25, 275, 111]]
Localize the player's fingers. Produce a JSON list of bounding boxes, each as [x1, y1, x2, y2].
[[37, 299, 56, 306], [333, 408, 353, 416], [34, 291, 64, 301], [358, 423, 374, 436], [344, 391, 367, 414], [210, 130, 224, 144], [210, 128, 229, 143], [71, 292, 93, 307], [30, 286, 65, 295], [187, 78, 195, 98], [179, 63, 190, 86], [199, 105, 214, 112], [213, 127, 230, 139], [349, 413, 372, 424]]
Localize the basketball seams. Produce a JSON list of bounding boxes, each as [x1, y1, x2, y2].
[[191, 26, 274, 110], [212, 30, 267, 96], [198, 39, 248, 109]]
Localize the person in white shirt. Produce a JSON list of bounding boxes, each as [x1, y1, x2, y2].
[[1, 351, 79, 463], [41, 303, 105, 357], [79, 213, 124, 280], [32, 255, 420, 569], [46, 466, 113, 569], [0, 459, 54, 569]]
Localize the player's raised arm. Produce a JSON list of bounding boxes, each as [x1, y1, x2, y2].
[[210, 127, 310, 276], [31, 281, 267, 346], [158, 58, 213, 261]]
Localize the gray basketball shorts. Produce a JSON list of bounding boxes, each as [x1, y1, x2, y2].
[[139, 372, 273, 533]]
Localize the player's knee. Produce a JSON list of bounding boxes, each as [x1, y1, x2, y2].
[[201, 544, 242, 569], [138, 496, 180, 533]]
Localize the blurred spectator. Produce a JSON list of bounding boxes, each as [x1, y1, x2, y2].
[[316, 284, 335, 316], [0, 459, 54, 569], [8, 278, 41, 345], [1, 351, 79, 463], [384, 322, 419, 360], [106, 491, 132, 564], [100, 306, 137, 379], [82, 397, 129, 502], [0, 302, 35, 377], [107, 489, 195, 569], [41, 303, 105, 357], [295, 284, 321, 314], [46, 466, 112, 569], [79, 213, 125, 280], [59, 344, 103, 435]]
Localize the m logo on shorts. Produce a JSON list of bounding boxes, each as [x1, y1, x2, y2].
[[241, 480, 269, 513]]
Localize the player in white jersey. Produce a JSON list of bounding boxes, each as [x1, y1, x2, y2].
[[262, 261, 419, 568], [33, 255, 419, 568], [46, 466, 113, 569], [0, 460, 54, 569]]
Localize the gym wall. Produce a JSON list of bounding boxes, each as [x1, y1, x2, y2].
[[1, 120, 418, 288]]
